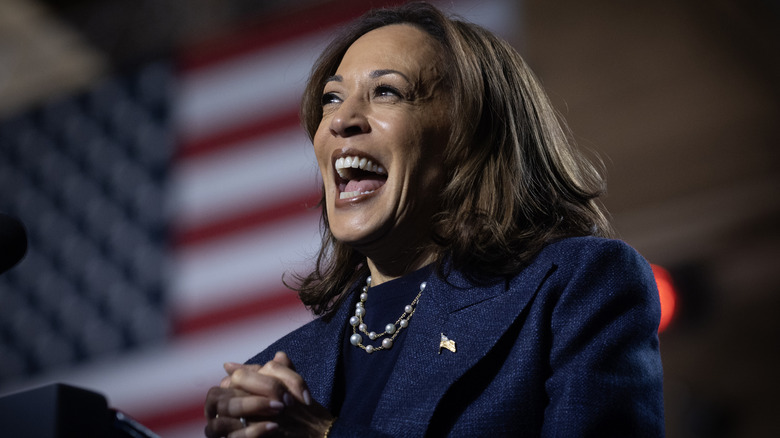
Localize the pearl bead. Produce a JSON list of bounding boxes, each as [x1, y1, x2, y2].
[[350, 277, 426, 354]]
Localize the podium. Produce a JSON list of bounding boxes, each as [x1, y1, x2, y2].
[[0, 383, 159, 438]]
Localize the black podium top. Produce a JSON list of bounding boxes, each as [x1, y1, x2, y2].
[[0, 383, 159, 438]]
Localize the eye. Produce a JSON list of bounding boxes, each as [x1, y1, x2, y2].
[[321, 92, 341, 106], [374, 84, 403, 100]]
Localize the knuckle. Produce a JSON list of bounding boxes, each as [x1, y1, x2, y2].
[[261, 360, 279, 372], [232, 368, 248, 380]]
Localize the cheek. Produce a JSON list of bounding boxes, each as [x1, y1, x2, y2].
[[313, 129, 330, 175]]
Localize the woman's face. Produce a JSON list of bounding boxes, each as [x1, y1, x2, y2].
[[313, 24, 450, 263]]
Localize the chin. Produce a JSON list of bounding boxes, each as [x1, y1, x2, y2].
[[328, 211, 393, 249], [330, 222, 381, 246]]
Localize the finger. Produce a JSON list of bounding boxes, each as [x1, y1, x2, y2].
[[225, 395, 285, 418], [258, 358, 312, 406], [271, 351, 294, 369], [225, 362, 261, 375], [227, 421, 279, 438], [205, 386, 219, 418], [229, 368, 289, 402], [204, 414, 245, 438], [220, 375, 232, 388], [205, 386, 239, 419]]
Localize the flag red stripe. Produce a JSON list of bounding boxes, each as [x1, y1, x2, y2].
[[172, 192, 321, 247], [176, 110, 302, 160], [136, 402, 205, 434], [172, 288, 304, 336], [177, 0, 408, 71]]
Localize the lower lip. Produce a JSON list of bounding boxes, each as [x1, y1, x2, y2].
[[334, 186, 382, 206]]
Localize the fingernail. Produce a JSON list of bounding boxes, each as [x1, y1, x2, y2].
[[303, 389, 312, 406], [283, 392, 295, 407], [269, 400, 284, 410], [266, 422, 279, 431]]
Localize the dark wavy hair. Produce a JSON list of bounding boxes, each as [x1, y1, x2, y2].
[[290, 1, 613, 318]]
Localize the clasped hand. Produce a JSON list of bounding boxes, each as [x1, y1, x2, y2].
[[204, 352, 334, 437]]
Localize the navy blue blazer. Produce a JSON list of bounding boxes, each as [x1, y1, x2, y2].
[[247, 237, 665, 437]]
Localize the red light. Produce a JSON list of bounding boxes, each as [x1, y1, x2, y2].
[[651, 264, 677, 333]]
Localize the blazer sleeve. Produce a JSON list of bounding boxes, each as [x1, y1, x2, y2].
[[542, 239, 665, 437]]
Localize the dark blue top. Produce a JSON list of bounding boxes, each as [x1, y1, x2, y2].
[[333, 265, 433, 426]]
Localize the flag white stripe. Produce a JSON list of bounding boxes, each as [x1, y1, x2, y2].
[[174, 31, 332, 142], [168, 127, 319, 229], [169, 212, 320, 316]]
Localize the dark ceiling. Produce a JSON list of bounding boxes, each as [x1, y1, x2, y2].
[[36, 0, 316, 67]]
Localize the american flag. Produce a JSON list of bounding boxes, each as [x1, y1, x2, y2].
[[0, 1, 519, 435]]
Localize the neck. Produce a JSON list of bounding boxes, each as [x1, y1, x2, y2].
[[366, 250, 436, 286]]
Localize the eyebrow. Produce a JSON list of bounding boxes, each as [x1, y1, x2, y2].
[[324, 69, 411, 84], [370, 69, 411, 83]]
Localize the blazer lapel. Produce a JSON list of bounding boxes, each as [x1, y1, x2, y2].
[[372, 261, 556, 435], [290, 295, 353, 410]]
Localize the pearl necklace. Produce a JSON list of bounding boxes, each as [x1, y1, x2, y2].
[[348, 275, 426, 354]]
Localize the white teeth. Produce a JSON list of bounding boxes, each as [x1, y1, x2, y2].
[[340, 190, 375, 199], [334, 155, 387, 179]]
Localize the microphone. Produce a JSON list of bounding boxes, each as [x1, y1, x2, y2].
[[0, 213, 28, 274]]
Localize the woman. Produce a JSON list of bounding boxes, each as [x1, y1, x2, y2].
[[204, 2, 664, 437]]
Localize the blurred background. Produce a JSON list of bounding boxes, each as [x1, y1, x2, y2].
[[0, 0, 778, 436]]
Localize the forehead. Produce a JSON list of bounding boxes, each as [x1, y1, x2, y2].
[[338, 24, 442, 77]]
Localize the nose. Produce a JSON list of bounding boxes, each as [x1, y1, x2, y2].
[[329, 98, 370, 137]]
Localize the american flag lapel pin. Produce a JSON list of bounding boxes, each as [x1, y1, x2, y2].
[[439, 333, 456, 354]]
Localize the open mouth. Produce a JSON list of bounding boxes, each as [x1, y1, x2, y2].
[[334, 155, 388, 199]]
